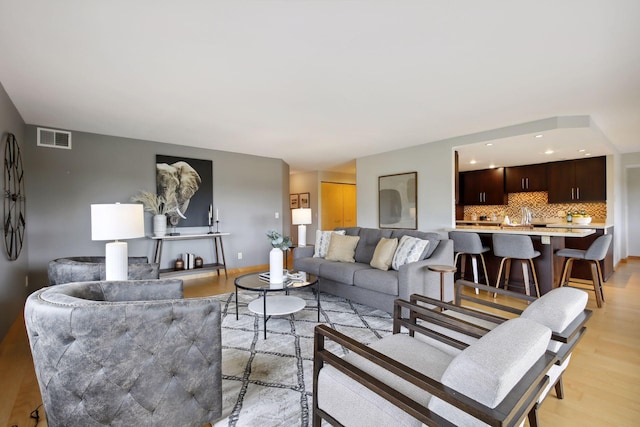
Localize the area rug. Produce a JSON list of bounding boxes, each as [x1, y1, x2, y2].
[[211, 289, 394, 427]]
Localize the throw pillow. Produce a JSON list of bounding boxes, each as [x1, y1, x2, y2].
[[370, 238, 399, 271], [325, 234, 361, 263], [391, 235, 430, 270], [313, 230, 346, 258]]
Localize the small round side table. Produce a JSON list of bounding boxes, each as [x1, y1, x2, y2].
[[428, 264, 457, 307]]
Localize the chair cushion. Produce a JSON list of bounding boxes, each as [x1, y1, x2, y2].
[[326, 234, 360, 263], [391, 235, 429, 270], [555, 248, 587, 259], [428, 317, 551, 426], [313, 230, 346, 258], [317, 334, 454, 427], [370, 238, 399, 271]]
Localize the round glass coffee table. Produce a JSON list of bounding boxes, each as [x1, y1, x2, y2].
[[234, 272, 319, 339]]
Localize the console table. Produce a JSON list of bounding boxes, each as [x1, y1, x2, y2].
[[150, 233, 229, 278]]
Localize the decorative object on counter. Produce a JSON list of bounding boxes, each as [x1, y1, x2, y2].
[[292, 208, 312, 246], [168, 214, 180, 236], [567, 211, 572, 223], [174, 258, 184, 270], [91, 203, 145, 280], [195, 256, 204, 268], [266, 230, 292, 284], [502, 215, 510, 225]]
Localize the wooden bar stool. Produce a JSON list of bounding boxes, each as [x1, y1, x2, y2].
[[555, 234, 612, 308], [449, 231, 490, 295], [492, 234, 541, 297]]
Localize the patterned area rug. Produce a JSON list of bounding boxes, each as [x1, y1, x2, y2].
[[211, 289, 394, 427]]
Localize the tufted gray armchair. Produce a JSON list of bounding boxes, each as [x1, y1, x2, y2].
[[24, 279, 222, 427], [48, 256, 160, 285]]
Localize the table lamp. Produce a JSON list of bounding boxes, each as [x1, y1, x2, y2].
[[292, 208, 312, 247], [91, 203, 145, 280]]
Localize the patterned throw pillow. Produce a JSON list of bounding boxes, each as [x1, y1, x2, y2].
[[391, 235, 430, 270], [313, 230, 347, 258]]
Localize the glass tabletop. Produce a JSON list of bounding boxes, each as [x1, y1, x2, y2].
[[234, 271, 317, 292]]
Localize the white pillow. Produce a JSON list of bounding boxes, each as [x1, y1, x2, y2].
[[391, 235, 430, 270], [313, 230, 347, 258]]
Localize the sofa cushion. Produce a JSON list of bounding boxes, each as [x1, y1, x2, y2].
[[391, 235, 430, 271], [294, 256, 330, 276], [391, 230, 441, 259], [428, 317, 551, 426], [354, 228, 393, 264], [354, 268, 399, 296], [370, 237, 399, 271], [313, 230, 346, 258], [326, 234, 360, 263], [319, 262, 371, 285]]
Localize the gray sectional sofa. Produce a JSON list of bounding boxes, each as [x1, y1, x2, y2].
[[293, 227, 454, 313]]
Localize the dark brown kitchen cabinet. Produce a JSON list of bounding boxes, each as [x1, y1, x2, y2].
[[505, 164, 547, 193], [461, 168, 506, 205], [547, 156, 606, 203]]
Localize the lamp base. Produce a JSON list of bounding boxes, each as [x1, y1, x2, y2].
[[298, 224, 307, 247], [105, 241, 128, 280]]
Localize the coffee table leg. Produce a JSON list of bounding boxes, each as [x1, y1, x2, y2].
[[235, 286, 239, 320], [263, 291, 267, 339]]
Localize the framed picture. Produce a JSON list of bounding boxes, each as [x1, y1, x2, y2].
[[156, 155, 213, 227], [289, 194, 300, 209], [379, 172, 417, 229], [299, 192, 310, 208]]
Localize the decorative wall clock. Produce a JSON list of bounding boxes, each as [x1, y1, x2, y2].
[[4, 133, 26, 260]]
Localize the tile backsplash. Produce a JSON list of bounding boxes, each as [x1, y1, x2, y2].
[[463, 191, 606, 221]]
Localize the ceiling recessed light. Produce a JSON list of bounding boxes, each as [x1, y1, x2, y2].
[[544, 150, 554, 155], [535, 134, 543, 138], [585, 152, 592, 156], [485, 143, 493, 146], [470, 160, 477, 164], [489, 164, 496, 168], [578, 149, 586, 152]]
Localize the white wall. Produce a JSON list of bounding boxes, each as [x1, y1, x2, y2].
[[356, 139, 455, 233]]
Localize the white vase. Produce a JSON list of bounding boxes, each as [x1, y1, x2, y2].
[[153, 214, 167, 237], [269, 248, 284, 284]]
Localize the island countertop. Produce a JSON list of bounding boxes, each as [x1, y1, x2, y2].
[[451, 225, 596, 238]]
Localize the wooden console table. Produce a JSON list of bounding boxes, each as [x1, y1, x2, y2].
[[150, 233, 230, 278]]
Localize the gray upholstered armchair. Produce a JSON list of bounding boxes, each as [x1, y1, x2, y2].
[[24, 279, 222, 427], [47, 256, 160, 285]]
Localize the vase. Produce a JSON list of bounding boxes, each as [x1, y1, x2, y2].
[[153, 214, 167, 237], [269, 248, 284, 284]]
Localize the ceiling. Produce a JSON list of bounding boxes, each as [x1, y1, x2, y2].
[[1, 1, 639, 174]]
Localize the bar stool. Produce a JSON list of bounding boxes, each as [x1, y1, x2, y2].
[[492, 234, 541, 297], [555, 234, 612, 308], [449, 231, 490, 294]]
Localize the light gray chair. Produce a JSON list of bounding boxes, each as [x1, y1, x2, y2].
[[493, 234, 541, 297], [48, 256, 160, 285], [556, 234, 613, 308], [24, 279, 222, 427], [449, 231, 490, 294]]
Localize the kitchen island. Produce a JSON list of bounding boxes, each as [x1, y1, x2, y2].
[[449, 226, 597, 295]]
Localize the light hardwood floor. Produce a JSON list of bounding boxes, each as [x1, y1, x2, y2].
[[1, 260, 639, 427]]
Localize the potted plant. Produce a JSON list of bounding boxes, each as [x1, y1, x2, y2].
[[130, 191, 178, 237], [266, 230, 292, 284]]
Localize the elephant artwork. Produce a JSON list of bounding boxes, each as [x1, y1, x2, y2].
[[156, 155, 213, 227]]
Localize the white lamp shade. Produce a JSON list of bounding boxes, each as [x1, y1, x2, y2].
[[292, 208, 312, 225], [91, 203, 145, 241]]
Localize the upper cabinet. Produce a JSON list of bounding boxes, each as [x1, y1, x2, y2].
[[547, 156, 606, 203], [505, 164, 547, 193], [461, 168, 506, 205]]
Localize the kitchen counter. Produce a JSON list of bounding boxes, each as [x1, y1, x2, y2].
[[452, 225, 596, 238]]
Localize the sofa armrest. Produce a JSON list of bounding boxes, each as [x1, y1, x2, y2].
[[398, 239, 454, 302], [293, 246, 315, 260]]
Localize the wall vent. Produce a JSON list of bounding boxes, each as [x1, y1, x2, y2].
[[37, 127, 72, 149]]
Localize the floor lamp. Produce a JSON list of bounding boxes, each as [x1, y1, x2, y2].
[[91, 203, 145, 280], [292, 208, 312, 247]]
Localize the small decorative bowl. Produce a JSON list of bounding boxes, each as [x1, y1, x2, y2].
[[573, 216, 592, 224]]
